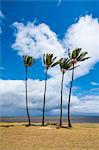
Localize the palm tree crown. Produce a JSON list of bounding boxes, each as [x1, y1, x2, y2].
[[23, 55, 35, 67], [68, 48, 90, 64], [43, 53, 59, 70], [59, 58, 72, 74]]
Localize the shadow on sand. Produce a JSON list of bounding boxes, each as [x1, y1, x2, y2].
[[0, 125, 14, 128], [0, 122, 71, 129]]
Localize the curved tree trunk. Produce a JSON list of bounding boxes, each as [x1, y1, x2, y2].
[[42, 69, 48, 126], [25, 66, 31, 126], [59, 72, 64, 127], [68, 64, 74, 128]]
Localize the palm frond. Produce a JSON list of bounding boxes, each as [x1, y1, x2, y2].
[[69, 65, 80, 71], [52, 56, 57, 62], [72, 49, 77, 59], [43, 53, 58, 69], [51, 60, 60, 67], [75, 48, 82, 57], [43, 54, 45, 65], [77, 52, 88, 61], [59, 58, 72, 72], [78, 57, 90, 61], [72, 48, 82, 59], [68, 49, 72, 59], [29, 58, 35, 66], [47, 54, 52, 66]]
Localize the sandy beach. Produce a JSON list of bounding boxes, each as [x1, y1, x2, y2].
[[0, 123, 99, 150]]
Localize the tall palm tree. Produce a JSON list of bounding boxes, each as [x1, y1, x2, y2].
[[42, 53, 59, 126], [67, 48, 90, 127], [59, 58, 72, 127], [23, 55, 35, 126]]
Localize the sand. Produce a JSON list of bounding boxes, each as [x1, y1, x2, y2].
[[0, 123, 99, 150]]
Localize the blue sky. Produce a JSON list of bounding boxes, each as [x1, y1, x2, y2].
[[0, 0, 99, 116]]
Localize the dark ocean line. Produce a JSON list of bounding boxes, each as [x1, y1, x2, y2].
[[0, 116, 99, 123]]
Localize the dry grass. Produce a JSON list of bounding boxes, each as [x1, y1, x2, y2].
[[0, 122, 99, 150]]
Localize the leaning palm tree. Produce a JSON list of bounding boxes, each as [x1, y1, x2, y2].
[[59, 58, 72, 127], [23, 55, 35, 126], [67, 48, 90, 127], [42, 53, 59, 126]]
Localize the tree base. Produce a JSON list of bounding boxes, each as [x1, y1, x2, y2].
[[68, 124, 72, 128], [42, 123, 45, 126]]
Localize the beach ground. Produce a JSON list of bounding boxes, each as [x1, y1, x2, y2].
[[0, 122, 99, 150]]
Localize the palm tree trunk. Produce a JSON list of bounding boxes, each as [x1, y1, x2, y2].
[[68, 64, 74, 128], [42, 68, 48, 126], [59, 72, 64, 127], [25, 66, 31, 126]]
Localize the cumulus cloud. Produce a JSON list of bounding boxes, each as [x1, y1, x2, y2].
[[0, 79, 99, 116], [72, 95, 99, 114], [12, 15, 99, 80], [64, 15, 99, 78], [12, 22, 65, 59], [56, 94, 99, 116], [0, 79, 72, 116]]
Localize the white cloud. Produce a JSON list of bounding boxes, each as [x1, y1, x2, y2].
[[12, 22, 65, 59], [64, 15, 99, 78], [72, 95, 99, 114], [12, 15, 99, 80], [0, 79, 99, 116], [0, 79, 64, 116], [0, 10, 5, 34], [90, 82, 99, 86]]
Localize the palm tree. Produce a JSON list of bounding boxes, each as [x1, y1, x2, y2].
[[23, 55, 35, 126], [42, 53, 59, 126], [67, 48, 90, 127], [59, 58, 72, 127]]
